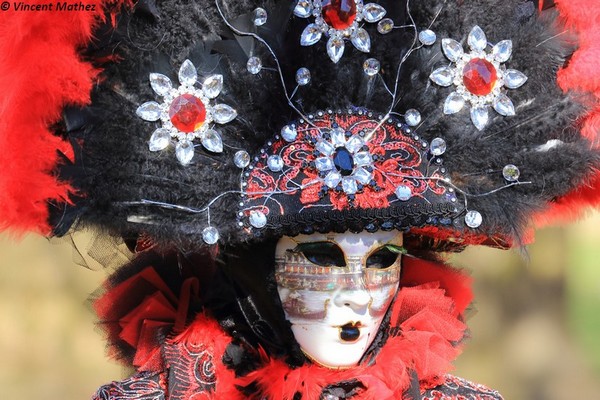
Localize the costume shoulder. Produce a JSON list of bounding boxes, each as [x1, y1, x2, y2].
[[421, 374, 504, 399]]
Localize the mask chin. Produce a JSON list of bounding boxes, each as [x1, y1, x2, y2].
[[274, 231, 403, 368]]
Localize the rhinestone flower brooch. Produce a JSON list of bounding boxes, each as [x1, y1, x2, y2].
[[295, 0, 388, 63], [136, 60, 238, 165], [430, 26, 528, 130]]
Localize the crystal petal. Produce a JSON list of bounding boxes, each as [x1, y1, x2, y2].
[[353, 167, 372, 184], [294, 0, 312, 18], [470, 106, 490, 131], [202, 227, 219, 245], [443, 92, 465, 114], [442, 39, 464, 62], [468, 25, 487, 52], [176, 140, 195, 165], [377, 18, 394, 34], [324, 171, 342, 188], [405, 109, 421, 126], [351, 28, 371, 53], [136, 101, 162, 121], [331, 128, 346, 147], [492, 40, 512, 63], [149, 73, 172, 96], [353, 151, 372, 167], [233, 150, 250, 168], [493, 93, 515, 116], [327, 37, 345, 63], [395, 185, 412, 201], [249, 210, 267, 228], [300, 23, 322, 46], [418, 29, 437, 46], [316, 140, 335, 156], [281, 125, 297, 142], [504, 69, 528, 89], [252, 7, 268, 26], [363, 3, 387, 23], [430, 66, 454, 87], [148, 128, 171, 151], [342, 177, 358, 194], [363, 58, 380, 76], [345, 136, 364, 153], [315, 157, 334, 171], [178, 59, 197, 86], [247, 56, 262, 74], [202, 75, 223, 99], [267, 155, 284, 172], [295, 67, 311, 86], [465, 210, 483, 228], [212, 104, 237, 124], [201, 129, 223, 153]]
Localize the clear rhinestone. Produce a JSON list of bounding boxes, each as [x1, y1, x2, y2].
[[233, 150, 251, 168], [363, 58, 380, 76], [202, 75, 224, 99], [363, 3, 387, 23], [443, 92, 466, 114], [504, 69, 528, 89], [503, 164, 520, 182], [249, 210, 267, 228], [470, 106, 489, 130], [351, 28, 371, 53], [377, 18, 394, 34], [324, 171, 342, 188], [441, 38, 464, 62], [136, 101, 162, 121], [354, 151, 372, 167], [465, 210, 483, 228], [294, 0, 312, 18], [148, 128, 171, 151], [430, 138, 447, 156], [149, 73, 172, 96], [315, 156, 334, 171], [395, 185, 412, 201], [353, 168, 372, 184], [296, 67, 311, 86], [493, 93, 515, 116], [492, 40, 512, 63], [201, 129, 223, 153], [267, 155, 284, 172], [345, 136, 364, 153], [252, 7, 268, 26], [327, 37, 345, 63], [212, 104, 237, 124], [247, 56, 262, 74], [300, 23, 322, 46], [467, 25, 487, 52], [316, 140, 335, 156], [331, 128, 346, 147], [175, 140, 194, 165], [418, 29, 437, 46], [281, 125, 298, 142], [430, 66, 454, 87], [202, 226, 219, 245], [342, 177, 358, 194], [405, 109, 421, 126], [178, 59, 197, 86]]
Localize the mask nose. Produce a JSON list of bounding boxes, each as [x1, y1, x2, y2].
[[333, 288, 371, 314]]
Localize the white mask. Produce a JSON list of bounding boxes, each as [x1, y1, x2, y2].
[[275, 231, 403, 368]]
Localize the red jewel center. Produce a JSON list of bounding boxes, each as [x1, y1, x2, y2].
[[462, 58, 498, 96], [168, 94, 206, 133], [321, 0, 357, 30]]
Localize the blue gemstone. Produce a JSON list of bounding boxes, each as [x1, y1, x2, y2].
[[333, 147, 354, 176]]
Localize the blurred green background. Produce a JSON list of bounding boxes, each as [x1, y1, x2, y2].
[[1, 213, 599, 399]]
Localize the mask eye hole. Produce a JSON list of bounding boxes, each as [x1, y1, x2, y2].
[[289, 241, 346, 267], [366, 245, 406, 269]]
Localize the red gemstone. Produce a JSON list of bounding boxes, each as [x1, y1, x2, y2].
[[462, 58, 498, 96], [322, 0, 357, 30], [168, 94, 206, 132]]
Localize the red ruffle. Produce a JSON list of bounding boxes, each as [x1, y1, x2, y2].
[[0, 0, 129, 234]]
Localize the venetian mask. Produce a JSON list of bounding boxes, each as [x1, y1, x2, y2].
[[275, 231, 404, 368]]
